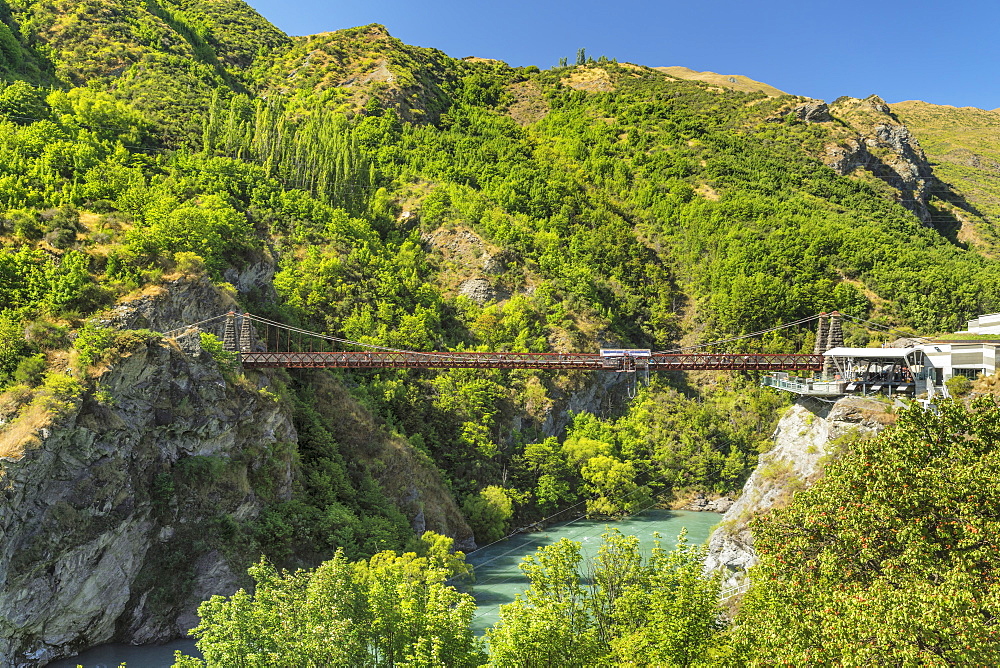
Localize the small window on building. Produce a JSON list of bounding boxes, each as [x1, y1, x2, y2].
[[954, 368, 983, 379]]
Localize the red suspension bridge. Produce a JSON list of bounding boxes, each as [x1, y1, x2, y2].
[[163, 312, 853, 373]]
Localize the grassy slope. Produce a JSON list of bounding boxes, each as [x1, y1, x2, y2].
[[654, 65, 787, 97], [892, 100, 1000, 249]]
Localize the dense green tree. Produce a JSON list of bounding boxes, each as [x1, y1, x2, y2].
[[729, 397, 1000, 664], [486, 529, 722, 666], [173, 532, 485, 668], [461, 485, 514, 544]]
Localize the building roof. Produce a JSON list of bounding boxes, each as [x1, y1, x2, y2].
[[823, 347, 916, 359]]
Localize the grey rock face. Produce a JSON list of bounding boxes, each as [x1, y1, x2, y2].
[[540, 371, 626, 438], [105, 277, 238, 333], [825, 95, 936, 225], [0, 274, 482, 666], [222, 257, 277, 299], [457, 278, 500, 306], [789, 102, 831, 123], [705, 396, 891, 589], [0, 340, 296, 667], [681, 493, 733, 513]]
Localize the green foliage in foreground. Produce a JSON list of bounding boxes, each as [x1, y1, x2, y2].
[[170, 399, 1000, 666], [174, 528, 721, 667], [173, 532, 485, 668], [730, 397, 1000, 664], [487, 529, 723, 666]]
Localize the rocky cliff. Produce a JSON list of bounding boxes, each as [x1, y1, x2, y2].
[[0, 276, 475, 667], [787, 95, 938, 225], [0, 334, 296, 666], [706, 396, 894, 590]]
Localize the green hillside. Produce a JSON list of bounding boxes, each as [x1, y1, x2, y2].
[[2, 5, 1000, 662], [2, 12, 999, 546], [0, 0, 289, 139], [892, 100, 1000, 250]]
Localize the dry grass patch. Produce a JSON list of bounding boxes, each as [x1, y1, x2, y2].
[[563, 67, 614, 93], [507, 80, 548, 126], [696, 184, 720, 201], [119, 283, 169, 303], [0, 400, 49, 459], [654, 66, 786, 96], [1, 373, 85, 459]]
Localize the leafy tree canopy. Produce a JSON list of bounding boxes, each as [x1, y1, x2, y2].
[[730, 397, 1000, 665]]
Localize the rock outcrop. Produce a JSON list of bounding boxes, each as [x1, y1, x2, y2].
[[457, 278, 503, 306], [824, 96, 937, 225], [682, 493, 734, 513], [105, 276, 238, 333], [789, 102, 832, 123], [0, 338, 297, 666], [706, 396, 893, 589], [0, 277, 475, 666], [776, 95, 938, 225]]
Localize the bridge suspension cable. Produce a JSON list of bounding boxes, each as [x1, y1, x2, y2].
[[655, 313, 824, 354], [243, 313, 430, 355], [166, 311, 827, 373], [164, 310, 929, 373]]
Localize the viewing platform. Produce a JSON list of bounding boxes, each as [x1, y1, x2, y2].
[[761, 374, 847, 397]]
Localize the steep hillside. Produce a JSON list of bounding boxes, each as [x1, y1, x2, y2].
[[256, 23, 460, 123], [0, 0, 56, 83], [2, 0, 289, 139], [891, 100, 1000, 250]]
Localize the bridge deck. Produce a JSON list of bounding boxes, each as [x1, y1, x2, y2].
[[240, 351, 824, 372]]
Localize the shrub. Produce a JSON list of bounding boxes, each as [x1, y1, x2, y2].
[[44, 227, 77, 249], [461, 485, 514, 544], [0, 383, 33, 418], [73, 321, 116, 369], [24, 319, 69, 349], [946, 374, 973, 397], [200, 332, 239, 372], [73, 323, 158, 371], [61, 282, 113, 314], [40, 372, 84, 400], [173, 251, 206, 275], [8, 210, 41, 240], [13, 354, 46, 387]]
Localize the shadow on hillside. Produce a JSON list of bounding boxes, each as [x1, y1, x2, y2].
[[929, 180, 997, 248]]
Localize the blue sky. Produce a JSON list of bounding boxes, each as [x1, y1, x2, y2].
[[245, 0, 1000, 110]]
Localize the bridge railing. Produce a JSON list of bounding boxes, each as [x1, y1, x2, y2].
[[173, 312, 826, 373], [238, 350, 825, 372]]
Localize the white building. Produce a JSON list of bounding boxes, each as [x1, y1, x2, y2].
[[964, 313, 1000, 335], [920, 340, 999, 384], [764, 313, 1000, 399]]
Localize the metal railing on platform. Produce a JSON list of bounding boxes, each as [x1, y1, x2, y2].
[[761, 375, 845, 396]]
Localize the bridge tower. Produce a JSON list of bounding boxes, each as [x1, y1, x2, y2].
[[814, 312, 828, 355], [223, 312, 238, 352], [239, 314, 252, 353], [823, 311, 844, 377]]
